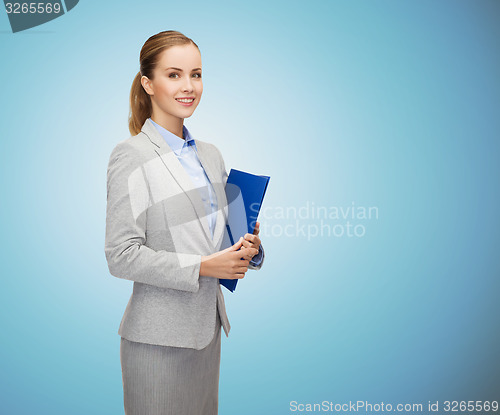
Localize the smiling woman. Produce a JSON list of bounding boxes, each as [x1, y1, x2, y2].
[[138, 43, 203, 135], [128, 32, 204, 137], [105, 30, 265, 415]]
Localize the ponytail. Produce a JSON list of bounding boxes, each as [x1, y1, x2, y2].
[[128, 72, 152, 136]]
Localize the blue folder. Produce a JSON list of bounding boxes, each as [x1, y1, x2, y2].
[[219, 169, 270, 292]]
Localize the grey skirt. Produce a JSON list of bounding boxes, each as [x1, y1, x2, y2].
[[120, 311, 222, 415]]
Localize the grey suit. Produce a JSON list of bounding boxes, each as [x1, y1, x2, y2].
[[105, 118, 264, 350]]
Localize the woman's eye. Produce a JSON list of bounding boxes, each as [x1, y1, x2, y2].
[[193, 73, 201, 78], [169, 73, 179, 78]]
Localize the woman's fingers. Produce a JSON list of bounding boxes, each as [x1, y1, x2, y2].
[[253, 221, 260, 235], [236, 265, 249, 274], [231, 247, 257, 261], [242, 238, 260, 250], [230, 237, 244, 251], [219, 239, 259, 279], [233, 273, 246, 279], [244, 233, 261, 248]]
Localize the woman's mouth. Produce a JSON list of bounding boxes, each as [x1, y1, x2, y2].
[[175, 98, 195, 106]]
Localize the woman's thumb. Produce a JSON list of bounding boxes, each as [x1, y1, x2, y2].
[[231, 236, 244, 250]]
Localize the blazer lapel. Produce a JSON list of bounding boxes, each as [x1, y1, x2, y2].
[[140, 118, 213, 245], [195, 142, 228, 250], [140, 118, 227, 249]]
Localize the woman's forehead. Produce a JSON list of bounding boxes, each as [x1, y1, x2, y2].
[[157, 44, 201, 69]]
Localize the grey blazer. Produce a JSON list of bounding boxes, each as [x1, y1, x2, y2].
[[105, 118, 264, 350]]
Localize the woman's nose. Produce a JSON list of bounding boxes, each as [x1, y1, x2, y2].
[[182, 77, 194, 92]]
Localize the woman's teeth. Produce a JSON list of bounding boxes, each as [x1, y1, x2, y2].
[[176, 99, 194, 103]]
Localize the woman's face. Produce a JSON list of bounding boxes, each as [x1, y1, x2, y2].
[[142, 43, 203, 123]]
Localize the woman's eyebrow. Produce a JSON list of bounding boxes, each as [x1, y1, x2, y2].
[[165, 67, 202, 72]]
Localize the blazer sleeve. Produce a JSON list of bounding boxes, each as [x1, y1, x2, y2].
[[105, 142, 202, 293], [249, 244, 264, 270], [215, 145, 265, 271]]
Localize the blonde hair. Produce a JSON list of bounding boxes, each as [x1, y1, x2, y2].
[[128, 30, 200, 135]]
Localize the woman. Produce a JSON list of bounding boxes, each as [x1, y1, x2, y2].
[[105, 30, 265, 415]]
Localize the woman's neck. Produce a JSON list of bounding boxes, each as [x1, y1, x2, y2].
[[150, 113, 185, 140]]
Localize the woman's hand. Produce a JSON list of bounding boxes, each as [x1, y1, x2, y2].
[[242, 221, 261, 257], [200, 237, 258, 280]]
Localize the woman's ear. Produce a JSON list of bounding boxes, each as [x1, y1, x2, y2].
[[141, 76, 154, 96]]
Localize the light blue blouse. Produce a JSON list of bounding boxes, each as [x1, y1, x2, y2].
[[149, 118, 263, 266]]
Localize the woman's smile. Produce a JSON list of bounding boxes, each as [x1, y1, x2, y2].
[[175, 97, 195, 106]]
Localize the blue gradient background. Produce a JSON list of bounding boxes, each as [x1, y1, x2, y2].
[[1, 1, 499, 414]]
